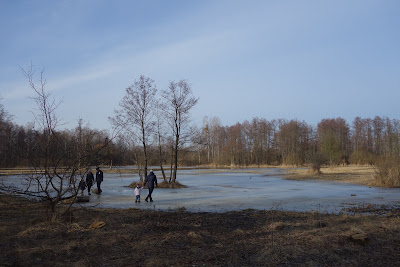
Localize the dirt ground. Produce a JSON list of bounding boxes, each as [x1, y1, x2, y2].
[[1, 193, 400, 266]]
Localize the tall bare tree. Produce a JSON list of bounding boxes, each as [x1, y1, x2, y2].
[[9, 64, 112, 219], [317, 118, 350, 165], [18, 64, 77, 217], [202, 116, 221, 164], [110, 75, 157, 180], [276, 119, 312, 166], [161, 80, 198, 183], [154, 103, 168, 181], [0, 99, 15, 167]]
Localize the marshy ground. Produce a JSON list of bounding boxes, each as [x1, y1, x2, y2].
[[2, 165, 400, 266], [1, 193, 400, 266]]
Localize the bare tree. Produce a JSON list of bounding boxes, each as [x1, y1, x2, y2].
[[161, 80, 198, 183], [109, 75, 157, 181], [13, 64, 111, 219], [155, 103, 168, 181], [0, 99, 15, 167], [201, 116, 222, 164], [18, 64, 77, 217], [317, 118, 350, 165], [276, 119, 312, 166]]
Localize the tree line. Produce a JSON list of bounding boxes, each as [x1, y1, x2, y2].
[[2, 102, 400, 170], [1, 71, 400, 173], [194, 116, 400, 169]]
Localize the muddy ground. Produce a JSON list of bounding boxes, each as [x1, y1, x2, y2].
[[1, 193, 400, 266]]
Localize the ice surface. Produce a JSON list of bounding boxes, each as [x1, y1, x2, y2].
[[2, 168, 400, 213]]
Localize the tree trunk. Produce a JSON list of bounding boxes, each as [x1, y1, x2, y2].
[[172, 133, 179, 183], [142, 124, 148, 179], [157, 129, 167, 182], [169, 144, 173, 183]]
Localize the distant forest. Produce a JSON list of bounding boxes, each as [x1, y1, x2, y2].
[[1, 99, 399, 168]]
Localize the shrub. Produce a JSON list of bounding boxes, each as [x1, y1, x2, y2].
[[350, 150, 376, 165], [374, 155, 400, 187], [309, 152, 326, 174], [284, 152, 303, 167]]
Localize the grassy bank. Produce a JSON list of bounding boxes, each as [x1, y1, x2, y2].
[[283, 165, 376, 186], [1, 193, 400, 266]]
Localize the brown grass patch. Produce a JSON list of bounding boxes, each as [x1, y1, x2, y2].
[[1, 193, 400, 266], [268, 221, 286, 231], [374, 156, 400, 187], [157, 181, 187, 188], [283, 165, 376, 186]]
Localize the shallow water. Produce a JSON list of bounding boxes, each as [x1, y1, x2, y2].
[[2, 168, 400, 213]]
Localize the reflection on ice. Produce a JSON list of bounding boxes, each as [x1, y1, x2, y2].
[[2, 168, 400, 213]]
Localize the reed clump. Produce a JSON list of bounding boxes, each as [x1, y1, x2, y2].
[[374, 155, 400, 187]]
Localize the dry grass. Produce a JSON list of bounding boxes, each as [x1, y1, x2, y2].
[[194, 168, 274, 175], [374, 156, 400, 187], [1, 193, 400, 266], [283, 165, 376, 186], [0, 168, 43, 175]]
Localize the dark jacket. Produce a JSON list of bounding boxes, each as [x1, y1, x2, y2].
[[144, 172, 157, 188], [78, 180, 86, 190], [86, 172, 94, 185], [96, 169, 103, 182]]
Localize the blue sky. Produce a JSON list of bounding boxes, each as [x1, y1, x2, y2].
[[1, 0, 399, 131]]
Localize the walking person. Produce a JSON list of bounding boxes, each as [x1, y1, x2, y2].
[[86, 169, 94, 195], [144, 170, 157, 202], [134, 184, 142, 203], [95, 166, 103, 194], [78, 177, 86, 196]]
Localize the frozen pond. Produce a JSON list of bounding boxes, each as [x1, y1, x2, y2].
[[2, 168, 400, 213]]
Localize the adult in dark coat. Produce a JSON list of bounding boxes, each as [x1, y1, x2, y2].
[[86, 170, 94, 195], [144, 170, 157, 202], [95, 167, 104, 194]]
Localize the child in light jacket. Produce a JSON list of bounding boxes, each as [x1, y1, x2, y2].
[[134, 184, 142, 203]]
